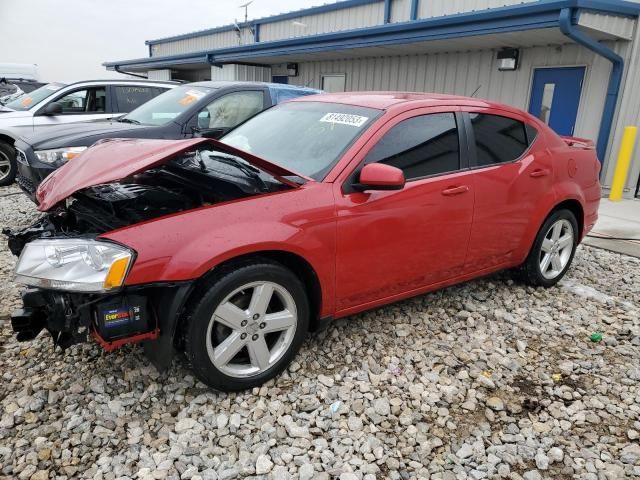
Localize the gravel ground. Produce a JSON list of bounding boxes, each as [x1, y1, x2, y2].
[[0, 184, 639, 480]]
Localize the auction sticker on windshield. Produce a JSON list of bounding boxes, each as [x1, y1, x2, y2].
[[179, 89, 207, 106], [320, 113, 369, 127]]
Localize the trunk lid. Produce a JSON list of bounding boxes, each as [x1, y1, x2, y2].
[[36, 138, 306, 211]]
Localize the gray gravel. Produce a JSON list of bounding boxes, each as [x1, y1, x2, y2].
[[1, 185, 639, 480]]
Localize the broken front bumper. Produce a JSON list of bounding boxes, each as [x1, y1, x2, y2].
[[11, 282, 193, 370]]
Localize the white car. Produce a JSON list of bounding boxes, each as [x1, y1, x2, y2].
[[0, 79, 176, 186]]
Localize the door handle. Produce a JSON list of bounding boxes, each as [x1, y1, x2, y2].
[[441, 185, 469, 196], [529, 168, 550, 178]]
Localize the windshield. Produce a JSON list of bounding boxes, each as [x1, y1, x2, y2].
[[5, 83, 65, 111], [122, 85, 213, 126], [222, 102, 380, 180]]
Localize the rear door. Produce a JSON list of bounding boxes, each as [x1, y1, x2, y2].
[[463, 109, 551, 271], [110, 85, 169, 114], [334, 107, 475, 312]]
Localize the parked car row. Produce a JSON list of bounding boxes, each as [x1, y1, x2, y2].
[[0, 79, 177, 185], [5, 83, 601, 391]]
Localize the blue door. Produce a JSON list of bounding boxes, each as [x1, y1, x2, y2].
[[271, 76, 289, 84], [529, 67, 585, 136]]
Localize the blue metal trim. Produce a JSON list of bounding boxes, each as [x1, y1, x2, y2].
[[254, 23, 260, 43], [410, 0, 419, 20], [106, 0, 639, 69], [384, 0, 391, 23], [145, 0, 384, 45], [559, 7, 623, 162]]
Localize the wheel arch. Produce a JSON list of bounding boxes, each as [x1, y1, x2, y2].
[[0, 134, 16, 147], [177, 249, 325, 345], [548, 198, 584, 239]]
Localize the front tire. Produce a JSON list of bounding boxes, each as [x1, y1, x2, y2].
[[522, 209, 578, 287], [0, 142, 16, 187], [185, 261, 309, 391]]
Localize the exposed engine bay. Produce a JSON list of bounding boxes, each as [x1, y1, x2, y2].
[[6, 148, 291, 256], [4, 147, 292, 361]]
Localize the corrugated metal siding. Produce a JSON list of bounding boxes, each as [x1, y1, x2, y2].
[[578, 12, 636, 40], [290, 42, 627, 152], [210, 64, 271, 82], [147, 69, 172, 81], [603, 27, 640, 194], [390, 0, 412, 22], [417, 0, 536, 18], [152, 30, 254, 57], [259, 3, 384, 42]]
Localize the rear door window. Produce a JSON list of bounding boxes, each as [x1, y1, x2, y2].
[[363, 113, 460, 180], [469, 113, 529, 166], [113, 85, 166, 113]]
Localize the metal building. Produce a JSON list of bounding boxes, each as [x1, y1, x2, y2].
[[104, 0, 640, 198]]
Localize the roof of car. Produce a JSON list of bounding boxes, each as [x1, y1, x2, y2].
[[64, 79, 178, 87], [188, 80, 320, 93], [291, 91, 515, 112]]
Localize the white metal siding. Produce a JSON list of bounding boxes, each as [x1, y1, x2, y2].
[[290, 42, 627, 155], [390, 0, 411, 23], [147, 69, 172, 81], [259, 3, 384, 42], [604, 28, 640, 194], [417, 0, 536, 18], [210, 64, 271, 82], [578, 12, 636, 40], [152, 30, 254, 57]]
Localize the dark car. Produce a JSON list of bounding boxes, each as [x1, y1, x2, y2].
[[12, 81, 321, 199]]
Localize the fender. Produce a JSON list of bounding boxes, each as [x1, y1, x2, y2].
[[101, 182, 337, 316]]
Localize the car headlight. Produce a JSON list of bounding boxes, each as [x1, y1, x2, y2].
[[15, 239, 133, 292], [34, 146, 87, 164]]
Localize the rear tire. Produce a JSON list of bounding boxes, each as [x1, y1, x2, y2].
[[522, 209, 578, 287], [0, 142, 16, 187], [184, 261, 309, 391]]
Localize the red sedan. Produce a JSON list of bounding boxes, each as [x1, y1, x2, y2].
[[9, 92, 601, 391]]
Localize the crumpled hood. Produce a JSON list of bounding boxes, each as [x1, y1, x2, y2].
[[36, 138, 306, 211]]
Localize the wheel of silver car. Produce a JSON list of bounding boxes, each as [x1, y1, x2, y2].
[[522, 209, 578, 287], [0, 142, 17, 186], [185, 261, 309, 391], [206, 281, 298, 378], [539, 219, 574, 280]]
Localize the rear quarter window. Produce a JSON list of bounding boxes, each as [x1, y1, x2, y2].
[[113, 86, 167, 113], [470, 113, 529, 166]]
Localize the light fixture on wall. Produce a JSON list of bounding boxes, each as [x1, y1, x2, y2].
[[497, 48, 520, 71]]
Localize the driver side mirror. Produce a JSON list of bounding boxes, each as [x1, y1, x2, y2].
[[40, 102, 63, 116], [191, 126, 231, 139], [354, 163, 405, 191]]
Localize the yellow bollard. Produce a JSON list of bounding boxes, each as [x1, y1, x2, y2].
[[609, 126, 638, 201]]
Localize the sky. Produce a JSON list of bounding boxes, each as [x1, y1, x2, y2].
[[0, 0, 323, 83]]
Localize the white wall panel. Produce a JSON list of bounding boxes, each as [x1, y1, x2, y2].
[[390, 0, 411, 23], [210, 64, 271, 82], [418, 0, 536, 18], [147, 69, 172, 81], [259, 3, 384, 42], [152, 30, 254, 57]]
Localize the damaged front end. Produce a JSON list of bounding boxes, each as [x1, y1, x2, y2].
[[5, 138, 302, 368]]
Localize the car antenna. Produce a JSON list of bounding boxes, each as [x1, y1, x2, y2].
[[470, 85, 482, 97]]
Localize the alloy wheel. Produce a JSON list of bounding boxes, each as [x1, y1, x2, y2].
[[205, 281, 297, 378], [0, 149, 11, 182], [539, 219, 574, 279]]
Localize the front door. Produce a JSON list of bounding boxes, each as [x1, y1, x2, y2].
[[529, 67, 585, 136], [334, 109, 475, 313]]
